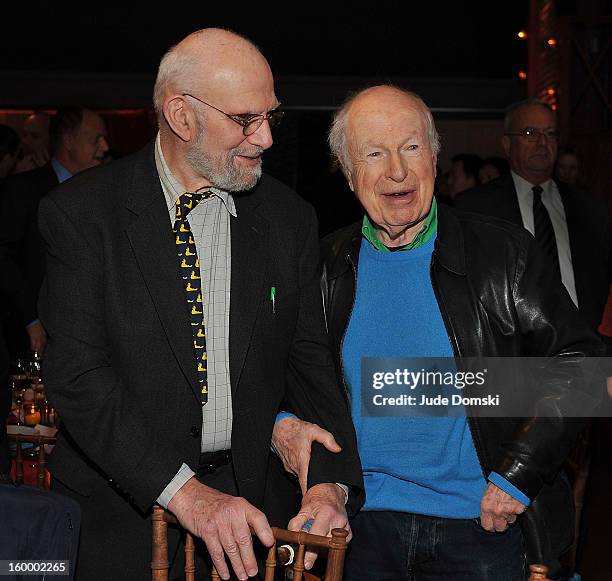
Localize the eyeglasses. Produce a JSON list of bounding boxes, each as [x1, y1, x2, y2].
[[182, 93, 284, 136], [504, 128, 558, 142]]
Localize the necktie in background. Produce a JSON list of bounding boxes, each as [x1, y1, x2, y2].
[[174, 191, 213, 404], [532, 185, 560, 274]]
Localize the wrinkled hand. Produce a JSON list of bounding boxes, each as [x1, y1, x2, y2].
[[26, 321, 47, 355], [288, 483, 350, 570], [167, 477, 274, 581], [480, 482, 527, 532], [271, 416, 341, 494]]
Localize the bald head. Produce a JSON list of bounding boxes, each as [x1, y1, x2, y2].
[[327, 85, 440, 247], [153, 28, 279, 193], [153, 28, 273, 125], [329, 85, 440, 175]]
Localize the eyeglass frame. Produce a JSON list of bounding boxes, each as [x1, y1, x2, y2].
[[504, 128, 558, 142], [182, 92, 284, 136]]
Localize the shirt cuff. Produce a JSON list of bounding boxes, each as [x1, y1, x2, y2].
[[271, 412, 299, 456], [275, 411, 298, 424], [488, 472, 531, 506], [156, 463, 196, 509], [335, 483, 349, 505], [26, 319, 40, 329]]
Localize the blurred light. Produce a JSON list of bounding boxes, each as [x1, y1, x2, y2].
[[518, 70, 527, 80], [547, 87, 556, 95], [518, 30, 528, 39], [547, 38, 557, 46], [552, 104, 557, 111]]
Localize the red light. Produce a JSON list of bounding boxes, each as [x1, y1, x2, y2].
[[518, 71, 527, 80], [518, 30, 528, 39], [547, 38, 557, 46], [547, 88, 555, 96]]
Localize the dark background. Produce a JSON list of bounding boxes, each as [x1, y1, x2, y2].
[[2, 2, 529, 78]]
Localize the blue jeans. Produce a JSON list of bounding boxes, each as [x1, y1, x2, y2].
[[344, 511, 527, 581]]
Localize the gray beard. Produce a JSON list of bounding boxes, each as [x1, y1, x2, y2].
[[185, 121, 263, 192]]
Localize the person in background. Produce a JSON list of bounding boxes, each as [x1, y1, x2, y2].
[[555, 146, 581, 187], [0, 107, 109, 359], [13, 111, 51, 174], [447, 153, 481, 199], [273, 85, 603, 579], [478, 155, 509, 184], [0, 125, 20, 179], [456, 99, 609, 334], [39, 29, 363, 581]]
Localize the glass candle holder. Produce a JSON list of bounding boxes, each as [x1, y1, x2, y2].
[[23, 402, 41, 426]]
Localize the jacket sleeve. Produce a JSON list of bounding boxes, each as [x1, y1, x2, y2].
[[38, 196, 188, 512], [493, 232, 605, 500], [280, 205, 365, 516]]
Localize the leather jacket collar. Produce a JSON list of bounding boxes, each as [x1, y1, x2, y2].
[[324, 202, 466, 280]]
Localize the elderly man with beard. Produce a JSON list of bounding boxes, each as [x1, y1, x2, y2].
[[38, 29, 363, 581]]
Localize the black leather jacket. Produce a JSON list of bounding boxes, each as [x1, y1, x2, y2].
[[320, 203, 604, 565]]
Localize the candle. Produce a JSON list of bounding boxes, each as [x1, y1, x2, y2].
[[23, 403, 41, 426]]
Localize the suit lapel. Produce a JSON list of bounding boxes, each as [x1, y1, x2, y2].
[[558, 183, 588, 305], [499, 174, 524, 226], [229, 194, 269, 395], [558, 183, 581, 253], [124, 147, 200, 399]]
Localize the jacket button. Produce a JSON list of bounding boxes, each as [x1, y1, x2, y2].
[[190, 426, 200, 438]]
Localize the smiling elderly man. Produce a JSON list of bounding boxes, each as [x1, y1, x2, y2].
[[273, 85, 603, 580], [38, 29, 363, 581]]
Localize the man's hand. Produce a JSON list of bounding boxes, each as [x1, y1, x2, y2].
[[480, 482, 527, 532], [288, 483, 350, 570], [271, 416, 341, 494], [26, 321, 47, 355], [167, 477, 274, 581]]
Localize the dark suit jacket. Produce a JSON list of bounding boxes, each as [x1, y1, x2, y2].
[[38, 143, 363, 519], [0, 164, 58, 327], [455, 173, 610, 331]]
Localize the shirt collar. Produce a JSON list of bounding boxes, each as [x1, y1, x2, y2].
[[50, 158, 72, 184], [361, 197, 438, 252], [511, 170, 554, 199], [154, 133, 237, 217]]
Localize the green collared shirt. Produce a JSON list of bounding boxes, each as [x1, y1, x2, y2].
[[362, 197, 438, 251]]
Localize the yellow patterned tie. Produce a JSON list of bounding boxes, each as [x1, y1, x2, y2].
[[174, 191, 213, 404]]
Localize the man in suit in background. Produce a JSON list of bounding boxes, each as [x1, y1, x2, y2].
[[0, 107, 109, 358], [455, 99, 609, 332], [39, 28, 363, 581], [13, 111, 51, 174]]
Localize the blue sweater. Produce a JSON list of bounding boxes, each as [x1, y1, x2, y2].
[[342, 236, 486, 517]]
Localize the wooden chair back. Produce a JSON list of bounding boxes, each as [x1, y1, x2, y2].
[[528, 564, 551, 580], [151, 506, 348, 581], [8, 434, 56, 489]]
